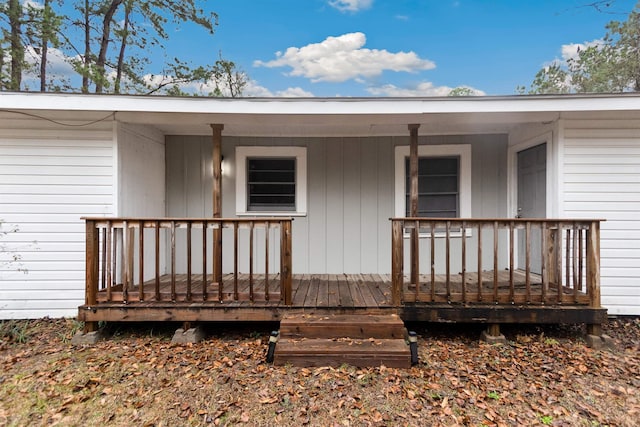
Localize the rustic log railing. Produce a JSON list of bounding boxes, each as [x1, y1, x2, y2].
[[391, 218, 601, 307], [83, 217, 293, 307]]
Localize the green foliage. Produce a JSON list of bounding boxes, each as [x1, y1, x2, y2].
[[0, 320, 31, 344], [448, 86, 476, 96], [0, 0, 246, 96], [539, 414, 554, 425], [487, 391, 500, 400], [522, 3, 640, 94]]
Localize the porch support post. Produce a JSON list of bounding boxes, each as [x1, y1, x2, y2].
[[211, 124, 224, 285], [408, 124, 420, 288]]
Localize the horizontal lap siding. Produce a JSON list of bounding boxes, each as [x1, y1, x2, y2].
[[563, 122, 640, 315], [0, 117, 114, 319]]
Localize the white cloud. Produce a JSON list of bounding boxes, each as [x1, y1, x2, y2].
[[140, 74, 314, 98], [366, 82, 485, 97], [274, 86, 315, 97], [242, 80, 314, 97], [254, 32, 435, 83], [20, 46, 79, 90], [560, 39, 604, 62], [22, 0, 44, 10], [328, 0, 372, 13]]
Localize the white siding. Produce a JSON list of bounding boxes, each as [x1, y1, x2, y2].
[[562, 120, 640, 315], [0, 116, 115, 319]]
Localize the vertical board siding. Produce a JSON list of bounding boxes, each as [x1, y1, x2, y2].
[[116, 123, 166, 282], [165, 134, 508, 276], [0, 117, 114, 319], [563, 122, 640, 315]]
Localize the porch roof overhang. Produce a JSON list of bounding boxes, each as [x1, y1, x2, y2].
[[1, 91, 640, 137]]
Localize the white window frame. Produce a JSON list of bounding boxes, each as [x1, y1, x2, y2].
[[235, 146, 307, 216], [394, 144, 472, 236]]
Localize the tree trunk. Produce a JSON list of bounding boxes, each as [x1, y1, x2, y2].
[[40, 0, 51, 92], [95, 0, 123, 93], [82, 0, 91, 93], [114, 1, 131, 94], [8, 0, 23, 91]]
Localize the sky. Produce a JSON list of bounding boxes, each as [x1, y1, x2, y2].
[[160, 0, 636, 97], [20, 0, 638, 97]]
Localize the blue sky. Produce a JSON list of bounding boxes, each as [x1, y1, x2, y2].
[[29, 0, 638, 96], [165, 0, 636, 97]]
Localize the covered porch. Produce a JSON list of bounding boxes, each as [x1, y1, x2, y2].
[[73, 98, 613, 343]]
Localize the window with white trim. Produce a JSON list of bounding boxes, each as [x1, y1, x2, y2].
[[236, 146, 307, 216], [395, 144, 471, 219]]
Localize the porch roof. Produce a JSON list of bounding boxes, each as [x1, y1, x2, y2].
[[1, 92, 640, 137]]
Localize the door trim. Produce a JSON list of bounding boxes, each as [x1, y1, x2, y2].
[[507, 131, 553, 220]]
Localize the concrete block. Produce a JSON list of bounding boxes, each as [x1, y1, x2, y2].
[[600, 334, 616, 349], [480, 330, 507, 345], [71, 329, 107, 345], [585, 334, 603, 349], [171, 327, 206, 344], [586, 334, 615, 350]]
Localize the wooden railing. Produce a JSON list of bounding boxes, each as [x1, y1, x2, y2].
[[84, 217, 293, 306], [391, 218, 601, 307]]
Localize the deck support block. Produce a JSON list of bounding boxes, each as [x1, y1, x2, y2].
[[585, 333, 615, 349], [480, 323, 507, 345], [71, 328, 108, 346], [585, 323, 614, 349], [171, 326, 206, 344]]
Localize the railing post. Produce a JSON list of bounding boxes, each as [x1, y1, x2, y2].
[[84, 220, 99, 333], [586, 221, 601, 309], [586, 221, 602, 337], [211, 124, 224, 291], [214, 224, 223, 288], [391, 219, 404, 306], [544, 224, 557, 303], [280, 220, 293, 305]]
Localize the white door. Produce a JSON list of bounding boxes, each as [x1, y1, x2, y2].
[[517, 143, 546, 273]]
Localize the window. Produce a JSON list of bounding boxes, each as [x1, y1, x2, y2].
[[395, 144, 471, 220], [236, 146, 307, 216], [247, 157, 296, 211], [405, 156, 459, 217]]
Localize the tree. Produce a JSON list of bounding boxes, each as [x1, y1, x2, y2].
[[448, 86, 476, 97], [210, 55, 248, 97], [522, 3, 640, 94], [0, 0, 247, 96], [6, 0, 23, 91]]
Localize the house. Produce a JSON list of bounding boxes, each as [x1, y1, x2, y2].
[[1, 92, 638, 339]]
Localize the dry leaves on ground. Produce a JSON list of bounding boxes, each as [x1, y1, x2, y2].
[[0, 317, 638, 426]]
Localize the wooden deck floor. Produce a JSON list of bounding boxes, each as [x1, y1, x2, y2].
[[95, 270, 588, 306], [96, 273, 395, 308], [80, 272, 605, 324]]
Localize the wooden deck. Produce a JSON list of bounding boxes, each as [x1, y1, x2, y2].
[[79, 272, 606, 325], [79, 217, 606, 330]]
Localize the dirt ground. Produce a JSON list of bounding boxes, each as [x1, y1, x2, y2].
[[0, 317, 638, 426]]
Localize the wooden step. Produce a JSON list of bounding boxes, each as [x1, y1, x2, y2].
[[274, 338, 411, 368], [279, 314, 406, 339]]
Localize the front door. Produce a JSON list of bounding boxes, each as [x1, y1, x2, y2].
[[517, 143, 546, 273]]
